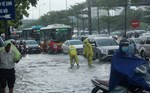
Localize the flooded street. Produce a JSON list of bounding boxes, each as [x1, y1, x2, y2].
[[14, 54, 110, 93]]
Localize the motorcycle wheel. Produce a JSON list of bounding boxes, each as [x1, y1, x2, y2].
[[47, 48, 53, 54], [53, 50, 57, 54], [91, 87, 104, 93]]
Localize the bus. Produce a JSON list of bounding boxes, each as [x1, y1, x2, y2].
[[40, 24, 72, 53], [22, 25, 43, 43]]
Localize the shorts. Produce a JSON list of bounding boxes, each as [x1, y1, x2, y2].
[[0, 68, 16, 88]]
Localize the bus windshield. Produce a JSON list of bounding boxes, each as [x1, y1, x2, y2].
[[55, 28, 71, 42], [22, 26, 43, 44]]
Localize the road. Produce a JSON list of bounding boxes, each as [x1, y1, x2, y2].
[[14, 53, 110, 93]]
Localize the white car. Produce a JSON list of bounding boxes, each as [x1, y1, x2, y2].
[[61, 40, 83, 54]]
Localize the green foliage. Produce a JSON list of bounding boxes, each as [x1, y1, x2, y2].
[[22, 2, 87, 28], [143, 7, 150, 25], [21, 0, 148, 33]]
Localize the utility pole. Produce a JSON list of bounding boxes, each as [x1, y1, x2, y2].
[[66, 0, 68, 10], [4, 20, 9, 40], [97, 7, 100, 34], [87, 0, 92, 35], [77, 15, 79, 35], [124, 0, 128, 38], [108, 10, 110, 36], [49, 0, 51, 12]]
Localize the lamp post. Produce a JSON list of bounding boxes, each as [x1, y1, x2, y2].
[[87, 0, 92, 35], [66, 0, 68, 10], [49, 0, 51, 12], [97, 7, 100, 34], [39, 3, 45, 18]]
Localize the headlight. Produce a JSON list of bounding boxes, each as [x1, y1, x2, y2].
[[101, 50, 108, 54], [40, 41, 44, 44], [26, 46, 28, 48]]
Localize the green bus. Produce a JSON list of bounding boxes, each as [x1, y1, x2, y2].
[[22, 25, 43, 43]]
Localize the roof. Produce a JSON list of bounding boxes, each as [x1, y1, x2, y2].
[[41, 24, 71, 30], [88, 36, 112, 40], [67, 40, 82, 42]]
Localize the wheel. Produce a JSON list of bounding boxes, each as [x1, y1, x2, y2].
[[140, 51, 146, 60], [53, 49, 57, 54], [47, 48, 53, 54], [99, 54, 102, 62], [62, 49, 67, 54], [91, 87, 103, 93]]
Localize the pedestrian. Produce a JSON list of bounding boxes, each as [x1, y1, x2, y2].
[[109, 38, 150, 93], [0, 42, 20, 93], [68, 45, 79, 68], [83, 39, 93, 67]]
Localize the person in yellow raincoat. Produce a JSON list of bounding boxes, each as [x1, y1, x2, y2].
[[68, 45, 79, 68], [83, 39, 93, 67]]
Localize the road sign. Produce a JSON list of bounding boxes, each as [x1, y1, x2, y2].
[[0, 0, 15, 20], [131, 20, 140, 29]]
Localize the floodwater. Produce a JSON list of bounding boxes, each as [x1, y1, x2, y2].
[[14, 54, 110, 93]]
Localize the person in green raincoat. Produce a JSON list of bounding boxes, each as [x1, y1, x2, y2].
[[68, 45, 79, 68], [83, 39, 93, 67], [0, 41, 21, 93]]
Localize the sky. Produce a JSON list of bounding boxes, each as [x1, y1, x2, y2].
[[24, 0, 86, 19]]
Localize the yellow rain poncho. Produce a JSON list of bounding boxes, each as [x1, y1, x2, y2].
[[0, 41, 22, 63], [68, 45, 79, 68], [83, 39, 93, 66]]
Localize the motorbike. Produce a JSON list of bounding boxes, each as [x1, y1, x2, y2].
[[47, 41, 61, 54], [91, 77, 149, 93], [18, 45, 26, 55]]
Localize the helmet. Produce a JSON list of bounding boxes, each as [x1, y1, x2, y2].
[[119, 38, 129, 53], [119, 38, 129, 46]]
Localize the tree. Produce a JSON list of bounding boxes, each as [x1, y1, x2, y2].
[[22, 2, 87, 30], [143, 7, 150, 25], [0, 0, 39, 34], [95, 0, 143, 35]]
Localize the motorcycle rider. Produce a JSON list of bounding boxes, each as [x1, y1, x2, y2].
[[18, 40, 26, 54], [83, 39, 93, 67], [68, 45, 79, 68], [109, 38, 150, 93]]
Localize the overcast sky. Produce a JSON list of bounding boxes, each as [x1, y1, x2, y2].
[[24, 0, 85, 19]]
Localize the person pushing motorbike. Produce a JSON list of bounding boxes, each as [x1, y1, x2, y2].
[[68, 45, 79, 68]]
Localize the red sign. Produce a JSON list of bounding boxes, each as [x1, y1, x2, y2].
[[131, 20, 140, 29]]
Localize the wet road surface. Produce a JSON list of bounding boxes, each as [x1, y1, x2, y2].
[[14, 53, 110, 93]]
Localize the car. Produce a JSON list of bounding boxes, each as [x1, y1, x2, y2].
[[138, 36, 150, 60], [25, 40, 41, 54], [140, 32, 150, 36], [89, 37, 119, 62], [128, 38, 141, 54], [61, 40, 83, 54]]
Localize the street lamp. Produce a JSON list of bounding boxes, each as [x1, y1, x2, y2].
[[49, 0, 51, 12], [66, 0, 68, 10], [39, 3, 45, 17], [87, 0, 92, 35]]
